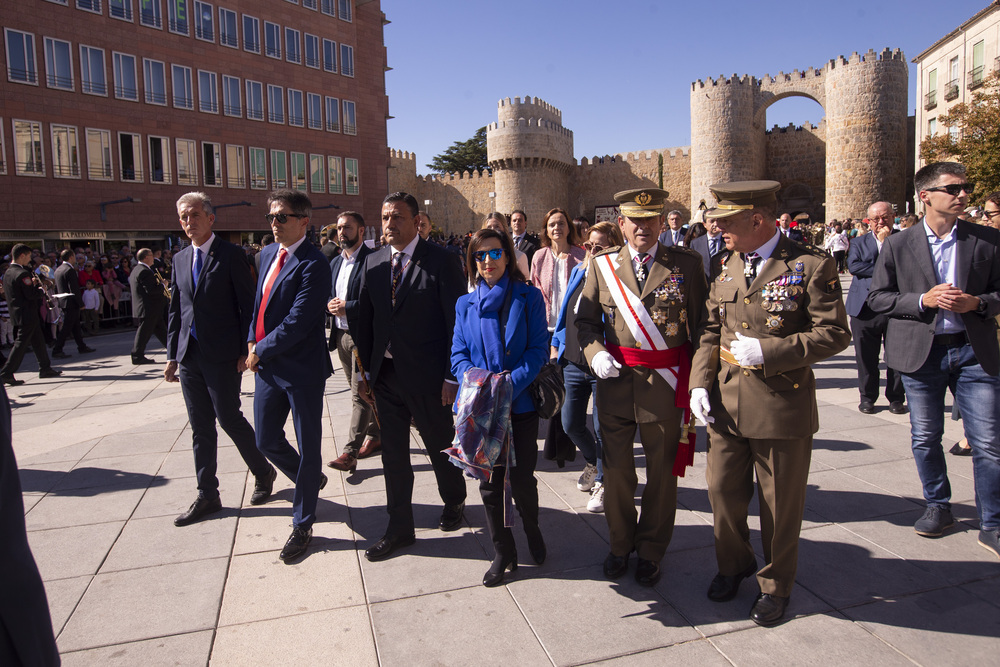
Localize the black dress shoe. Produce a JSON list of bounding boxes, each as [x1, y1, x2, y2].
[[174, 495, 223, 527], [858, 400, 875, 414], [132, 356, 155, 365], [365, 534, 416, 562], [482, 552, 518, 587], [888, 401, 908, 415], [319, 473, 328, 490], [707, 559, 758, 602], [603, 551, 630, 579], [949, 441, 973, 456], [524, 524, 546, 565], [749, 593, 789, 627], [635, 558, 661, 586], [39, 368, 62, 378], [279, 526, 313, 563], [78, 346, 96, 354], [52, 351, 71, 359], [439, 502, 465, 531], [1, 374, 24, 386], [250, 467, 277, 505]]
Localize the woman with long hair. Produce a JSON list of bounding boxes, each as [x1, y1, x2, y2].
[[529, 208, 586, 331]]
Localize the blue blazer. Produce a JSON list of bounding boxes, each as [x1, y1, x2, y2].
[[451, 279, 549, 414], [845, 232, 880, 318], [551, 264, 587, 363], [249, 240, 333, 388]]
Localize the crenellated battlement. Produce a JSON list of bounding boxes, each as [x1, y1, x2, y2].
[[829, 47, 906, 70], [486, 118, 574, 138], [692, 74, 759, 90], [389, 148, 417, 161], [497, 95, 563, 124], [765, 121, 826, 135], [577, 147, 691, 167]]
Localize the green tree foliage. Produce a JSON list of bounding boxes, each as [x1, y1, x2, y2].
[[920, 72, 1000, 203], [427, 127, 489, 174]]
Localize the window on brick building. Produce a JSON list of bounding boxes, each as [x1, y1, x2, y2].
[[143, 58, 166, 104], [309, 154, 324, 193], [249, 146, 266, 189], [5, 29, 37, 85], [45, 0, 70, 5], [342, 100, 356, 135], [194, 1, 214, 42], [303, 0, 317, 10], [140, 0, 162, 28], [203, 141, 222, 186], [80, 45, 107, 96], [270, 150, 287, 188], [322, 38, 337, 73], [110, 0, 133, 20], [307, 93, 322, 130], [243, 14, 260, 53], [198, 70, 218, 113], [222, 75, 241, 117], [304, 34, 320, 68], [86, 128, 113, 180], [321, 0, 334, 17], [173, 64, 194, 109], [285, 28, 301, 64], [226, 144, 245, 188], [290, 152, 307, 191], [264, 21, 281, 59], [288, 89, 304, 126], [14, 120, 45, 176], [0, 122, 6, 175], [219, 7, 237, 47], [118, 131, 143, 181], [324, 96, 340, 132], [148, 135, 171, 183], [327, 155, 342, 194], [169, 0, 190, 35], [51, 124, 81, 178], [339, 0, 351, 22], [44, 37, 74, 90], [340, 44, 354, 77], [114, 52, 138, 100], [77, 0, 102, 14], [246, 80, 263, 120], [267, 84, 284, 123], [345, 157, 359, 195], [176, 138, 197, 185]]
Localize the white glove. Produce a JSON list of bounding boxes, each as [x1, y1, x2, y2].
[[690, 387, 714, 425], [591, 351, 622, 379], [731, 332, 764, 367]]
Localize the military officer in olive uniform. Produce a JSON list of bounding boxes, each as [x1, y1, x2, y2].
[[689, 181, 850, 626], [576, 188, 709, 587]]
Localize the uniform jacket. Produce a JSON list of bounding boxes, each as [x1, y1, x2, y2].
[[129, 263, 169, 319], [690, 234, 851, 439], [868, 219, 1000, 375], [168, 238, 255, 365], [328, 242, 373, 343], [2, 265, 43, 327], [54, 262, 83, 311], [576, 243, 708, 423]]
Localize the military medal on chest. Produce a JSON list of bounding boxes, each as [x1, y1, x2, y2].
[[653, 266, 685, 305], [760, 265, 804, 314]]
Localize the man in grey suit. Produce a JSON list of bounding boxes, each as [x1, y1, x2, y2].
[[657, 210, 688, 247], [869, 161, 1000, 560]]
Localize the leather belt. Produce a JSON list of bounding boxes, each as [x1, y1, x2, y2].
[[932, 332, 967, 347]]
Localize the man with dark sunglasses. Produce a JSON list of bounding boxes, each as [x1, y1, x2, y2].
[[869, 161, 1000, 560]]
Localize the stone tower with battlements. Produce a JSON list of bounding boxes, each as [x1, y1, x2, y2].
[[691, 48, 908, 221], [486, 96, 575, 225]]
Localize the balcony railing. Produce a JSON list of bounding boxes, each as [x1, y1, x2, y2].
[[924, 90, 937, 110], [968, 66, 985, 90], [944, 80, 959, 101]]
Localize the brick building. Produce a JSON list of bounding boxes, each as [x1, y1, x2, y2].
[[0, 0, 388, 253]]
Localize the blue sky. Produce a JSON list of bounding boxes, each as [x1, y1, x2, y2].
[[382, 0, 989, 172]]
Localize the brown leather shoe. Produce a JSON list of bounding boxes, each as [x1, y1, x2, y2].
[[358, 438, 382, 459], [327, 451, 357, 472]]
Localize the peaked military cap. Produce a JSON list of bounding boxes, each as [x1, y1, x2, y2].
[[705, 180, 781, 219], [614, 188, 670, 218]]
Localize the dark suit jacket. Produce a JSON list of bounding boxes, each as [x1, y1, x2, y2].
[[3, 265, 42, 327], [129, 263, 168, 319], [658, 226, 689, 248], [249, 240, 333, 388], [514, 234, 540, 268], [356, 237, 465, 395], [868, 220, 1000, 375], [54, 262, 83, 311], [168, 238, 255, 365], [845, 232, 889, 318], [328, 242, 373, 343], [689, 233, 724, 279]]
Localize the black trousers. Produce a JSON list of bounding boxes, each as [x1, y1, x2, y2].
[[851, 311, 904, 403], [373, 359, 467, 537], [53, 305, 86, 353], [481, 410, 540, 559], [131, 308, 167, 358], [178, 339, 271, 498], [0, 318, 51, 377]]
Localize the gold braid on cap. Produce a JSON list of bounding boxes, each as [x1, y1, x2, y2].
[[715, 203, 756, 211]]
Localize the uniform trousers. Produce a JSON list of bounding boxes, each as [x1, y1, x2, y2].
[[706, 429, 812, 597], [599, 407, 681, 562], [0, 319, 51, 376], [333, 328, 379, 455], [53, 305, 86, 354]]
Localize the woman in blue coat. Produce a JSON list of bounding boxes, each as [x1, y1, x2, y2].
[[452, 228, 549, 586]]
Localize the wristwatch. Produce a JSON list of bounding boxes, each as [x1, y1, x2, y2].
[[976, 297, 988, 315]]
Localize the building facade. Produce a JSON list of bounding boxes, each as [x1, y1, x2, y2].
[[0, 0, 388, 252]]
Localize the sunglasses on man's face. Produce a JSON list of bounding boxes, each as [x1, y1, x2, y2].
[[264, 213, 305, 224], [924, 183, 975, 197], [473, 248, 504, 263]]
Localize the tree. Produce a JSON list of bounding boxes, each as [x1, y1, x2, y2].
[[920, 71, 1000, 202], [427, 127, 488, 174]]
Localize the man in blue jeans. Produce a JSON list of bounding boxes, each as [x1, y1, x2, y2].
[[869, 161, 1000, 559]]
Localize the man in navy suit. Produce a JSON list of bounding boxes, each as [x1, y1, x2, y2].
[[846, 201, 905, 415], [246, 189, 333, 563], [165, 192, 277, 527], [326, 211, 380, 471], [356, 191, 468, 561], [778, 213, 805, 244], [52, 249, 96, 359], [657, 209, 688, 247], [689, 215, 726, 279]]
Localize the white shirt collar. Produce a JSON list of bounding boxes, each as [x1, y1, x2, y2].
[[627, 241, 659, 262], [278, 235, 307, 255], [391, 234, 421, 260], [192, 233, 216, 254], [749, 230, 781, 260]]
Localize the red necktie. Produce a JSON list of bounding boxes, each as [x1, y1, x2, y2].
[[255, 248, 287, 342]]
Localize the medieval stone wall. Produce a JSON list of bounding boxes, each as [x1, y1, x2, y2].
[[765, 122, 826, 219]]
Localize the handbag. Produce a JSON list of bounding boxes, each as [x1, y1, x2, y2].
[[529, 361, 565, 419]]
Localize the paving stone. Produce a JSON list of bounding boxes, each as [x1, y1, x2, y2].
[[16, 439, 101, 466], [587, 638, 732, 666], [232, 496, 354, 556], [100, 514, 238, 572], [26, 487, 146, 530], [53, 453, 167, 492], [44, 575, 92, 636], [805, 468, 922, 523], [83, 430, 181, 459], [28, 521, 125, 581], [60, 630, 214, 667], [132, 472, 248, 520]]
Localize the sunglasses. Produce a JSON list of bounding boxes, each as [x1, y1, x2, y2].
[[473, 248, 504, 263], [924, 183, 975, 196], [583, 242, 605, 253], [264, 213, 305, 224], [984, 210, 1000, 220]]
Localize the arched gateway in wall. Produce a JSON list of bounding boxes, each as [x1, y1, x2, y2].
[[690, 48, 908, 221]]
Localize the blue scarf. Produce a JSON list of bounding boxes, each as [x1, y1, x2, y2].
[[476, 273, 509, 373]]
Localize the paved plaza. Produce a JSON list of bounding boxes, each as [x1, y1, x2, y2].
[[9, 280, 1000, 666]]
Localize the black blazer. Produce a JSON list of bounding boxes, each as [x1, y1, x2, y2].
[[869, 220, 1000, 375], [54, 262, 83, 311], [2, 265, 42, 327], [129, 263, 168, 319], [356, 238, 466, 395], [168, 238, 255, 364], [328, 242, 373, 343]]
